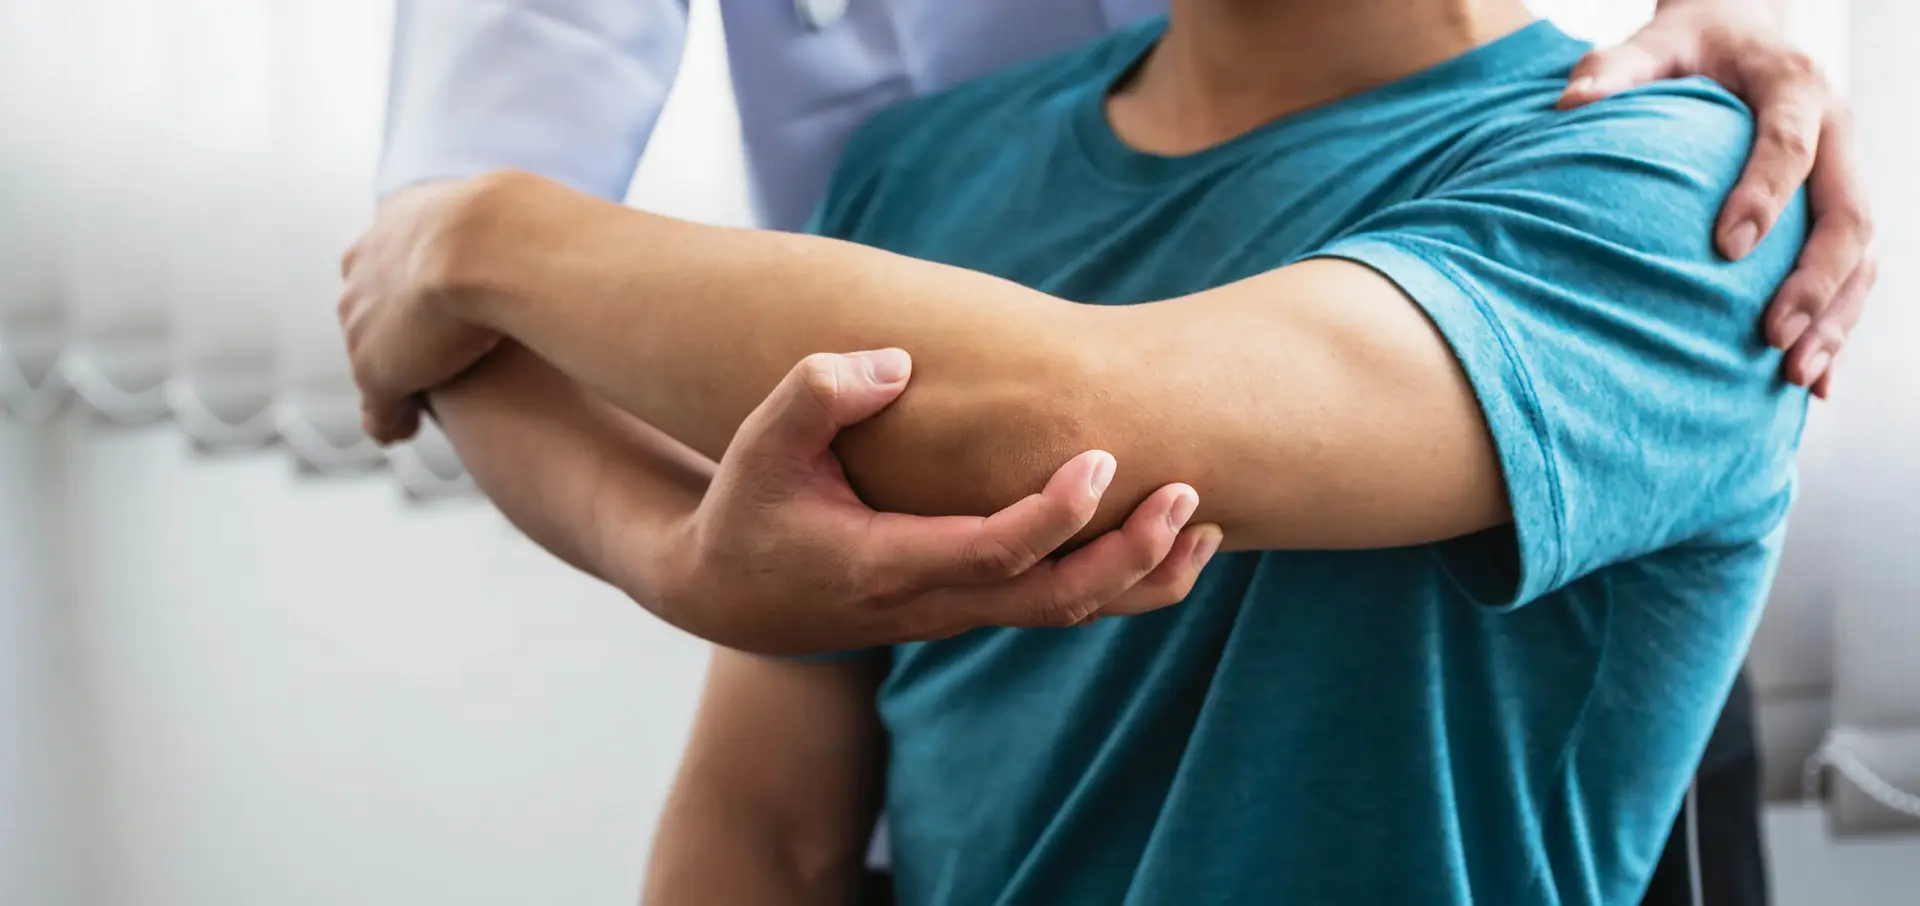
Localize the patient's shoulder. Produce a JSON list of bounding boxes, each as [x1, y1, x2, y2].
[[1476, 77, 1763, 214], [1531, 77, 1757, 167], [1443, 76, 1800, 272]]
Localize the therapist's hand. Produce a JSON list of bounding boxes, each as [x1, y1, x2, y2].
[[340, 179, 502, 443], [1559, 0, 1875, 398], [625, 349, 1222, 655]]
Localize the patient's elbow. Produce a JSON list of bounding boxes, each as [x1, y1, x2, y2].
[[831, 369, 1099, 526]]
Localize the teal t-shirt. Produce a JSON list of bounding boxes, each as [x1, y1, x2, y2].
[[808, 19, 1808, 906]]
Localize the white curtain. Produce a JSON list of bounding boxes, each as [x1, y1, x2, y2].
[[0, 0, 66, 420], [0, 0, 469, 496], [1803, 0, 1920, 836], [0, 0, 745, 497]]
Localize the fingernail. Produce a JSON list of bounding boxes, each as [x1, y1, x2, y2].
[[1777, 312, 1811, 348], [1801, 349, 1831, 384], [1087, 451, 1116, 497], [861, 348, 911, 384], [1167, 488, 1199, 532], [1567, 76, 1595, 97], [1191, 528, 1223, 568], [1726, 221, 1760, 260]]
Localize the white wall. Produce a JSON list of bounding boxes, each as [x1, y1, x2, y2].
[[0, 421, 79, 906], [61, 420, 707, 906]]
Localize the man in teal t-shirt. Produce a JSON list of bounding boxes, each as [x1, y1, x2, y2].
[[705, 13, 1805, 906], [337, 2, 1810, 903]]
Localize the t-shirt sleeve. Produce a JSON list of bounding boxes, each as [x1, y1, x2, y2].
[[1309, 80, 1811, 609]]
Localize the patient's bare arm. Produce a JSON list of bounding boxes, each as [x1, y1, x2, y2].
[[428, 342, 710, 600], [353, 172, 1505, 552], [644, 650, 887, 905]]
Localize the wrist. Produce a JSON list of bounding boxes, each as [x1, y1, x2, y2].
[[425, 169, 565, 333], [595, 489, 703, 625]]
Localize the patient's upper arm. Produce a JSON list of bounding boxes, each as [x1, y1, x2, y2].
[[645, 650, 887, 902], [1299, 82, 1808, 606]]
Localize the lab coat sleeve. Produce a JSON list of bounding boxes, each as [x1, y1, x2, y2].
[[378, 0, 689, 201]]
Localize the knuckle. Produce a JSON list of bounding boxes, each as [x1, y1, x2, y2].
[[1126, 537, 1167, 577], [1858, 254, 1881, 289], [1045, 489, 1100, 534], [1814, 317, 1850, 347], [1837, 207, 1875, 243], [963, 536, 1035, 580], [796, 351, 840, 375], [1761, 118, 1816, 159], [1776, 49, 1819, 79], [1793, 272, 1844, 310], [796, 353, 843, 406], [1164, 567, 1202, 605], [1037, 588, 1098, 628], [1732, 182, 1784, 215]]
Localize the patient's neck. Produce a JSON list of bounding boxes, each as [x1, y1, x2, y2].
[[1110, 0, 1536, 154]]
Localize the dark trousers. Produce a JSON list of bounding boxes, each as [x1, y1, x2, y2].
[[862, 870, 896, 906], [864, 673, 1768, 906], [1641, 671, 1769, 906]]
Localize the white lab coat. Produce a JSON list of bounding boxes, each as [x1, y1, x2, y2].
[[380, 0, 1167, 229]]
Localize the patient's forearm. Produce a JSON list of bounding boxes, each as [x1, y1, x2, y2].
[[443, 172, 1507, 551], [428, 343, 711, 596], [450, 172, 1105, 525]]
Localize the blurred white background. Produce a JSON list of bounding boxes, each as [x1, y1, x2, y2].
[[2, 2, 1915, 905]]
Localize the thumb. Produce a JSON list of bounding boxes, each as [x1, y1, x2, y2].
[[1558, 40, 1673, 109], [736, 349, 913, 458]]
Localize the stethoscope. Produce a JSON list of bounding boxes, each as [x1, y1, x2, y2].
[[795, 0, 850, 32]]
